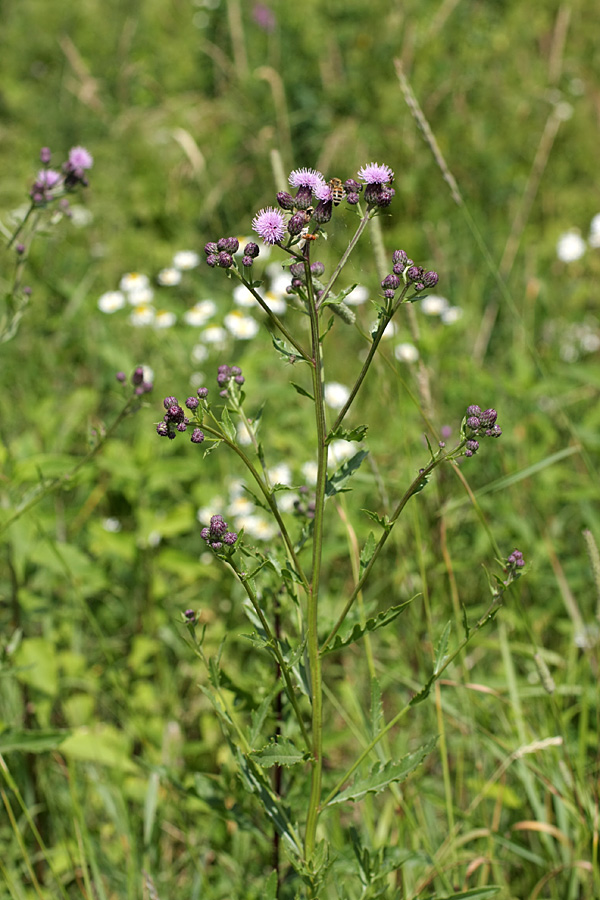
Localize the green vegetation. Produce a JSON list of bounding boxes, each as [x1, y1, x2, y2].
[[1, 1, 599, 898]]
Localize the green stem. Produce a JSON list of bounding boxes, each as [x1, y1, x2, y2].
[[320, 442, 466, 653], [329, 287, 409, 436], [318, 206, 374, 306], [200, 418, 309, 594], [228, 560, 312, 751], [303, 252, 328, 859], [239, 274, 310, 362]]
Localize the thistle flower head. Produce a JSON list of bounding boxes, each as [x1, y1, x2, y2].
[[68, 146, 94, 170], [288, 167, 326, 193], [252, 207, 286, 245], [357, 162, 394, 185]]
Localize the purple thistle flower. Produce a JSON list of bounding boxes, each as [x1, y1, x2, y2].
[[116, 371, 126, 383], [252, 3, 276, 31], [252, 207, 286, 245], [191, 428, 205, 443], [68, 146, 93, 170], [197, 387, 209, 398], [242, 255, 254, 267], [132, 366, 144, 385], [217, 251, 233, 268], [313, 181, 333, 202], [381, 274, 401, 291], [288, 167, 326, 192], [163, 395, 178, 409], [357, 162, 394, 185], [40, 147, 52, 164], [313, 199, 332, 224], [204, 241, 218, 255], [185, 396, 200, 410], [466, 405, 482, 417], [243, 242, 260, 258]]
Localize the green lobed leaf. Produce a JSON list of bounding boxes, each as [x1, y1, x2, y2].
[[250, 737, 310, 767], [326, 737, 437, 805], [359, 531, 377, 578], [322, 598, 415, 655], [361, 508, 391, 530], [325, 450, 369, 498], [327, 424, 369, 443]]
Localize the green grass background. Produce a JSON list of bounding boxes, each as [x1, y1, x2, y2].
[[1, 0, 600, 898]]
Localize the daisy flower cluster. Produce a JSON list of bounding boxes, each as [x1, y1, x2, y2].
[[30, 146, 93, 206], [556, 213, 600, 262]]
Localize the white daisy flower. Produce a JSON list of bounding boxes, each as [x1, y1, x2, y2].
[[420, 294, 449, 316], [233, 283, 258, 308], [301, 460, 319, 484], [154, 310, 177, 329], [344, 284, 370, 306], [268, 271, 291, 296], [127, 286, 155, 307], [441, 306, 463, 325], [183, 300, 217, 326], [119, 272, 150, 293], [556, 229, 586, 262], [237, 514, 278, 541], [324, 382, 351, 410], [200, 325, 228, 347], [395, 342, 419, 363], [157, 267, 182, 286], [262, 290, 287, 315], [268, 463, 292, 486], [129, 304, 155, 326], [224, 310, 260, 339], [276, 492, 297, 514], [329, 440, 357, 465], [236, 421, 253, 446], [98, 290, 126, 313], [102, 517, 122, 533], [588, 214, 600, 249], [191, 343, 209, 363], [227, 495, 256, 517], [173, 250, 200, 270]]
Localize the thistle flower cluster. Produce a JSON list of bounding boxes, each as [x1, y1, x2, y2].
[[200, 514, 238, 552], [156, 390, 207, 442], [204, 237, 260, 270], [501, 549, 525, 588], [217, 363, 245, 397], [249, 162, 396, 248], [380, 249, 439, 301], [462, 405, 502, 457], [116, 366, 153, 396], [30, 146, 93, 206]]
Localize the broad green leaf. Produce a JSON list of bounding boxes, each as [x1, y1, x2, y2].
[[322, 598, 415, 655], [263, 871, 278, 900], [0, 728, 69, 754], [250, 737, 309, 767], [327, 737, 437, 805], [325, 450, 369, 498], [60, 725, 137, 772], [220, 406, 237, 442]]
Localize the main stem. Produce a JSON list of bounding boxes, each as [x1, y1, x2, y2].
[[303, 250, 328, 861]]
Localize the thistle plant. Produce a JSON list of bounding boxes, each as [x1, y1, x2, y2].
[[155, 162, 524, 899], [1, 145, 93, 342]]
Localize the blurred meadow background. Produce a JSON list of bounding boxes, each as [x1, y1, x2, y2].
[[1, 0, 600, 898]]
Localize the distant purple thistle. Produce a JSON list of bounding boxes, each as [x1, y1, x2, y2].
[[68, 146, 93, 170], [252, 207, 286, 245], [116, 371, 126, 383], [252, 3, 276, 31], [40, 147, 52, 164], [132, 366, 144, 385], [183, 609, 197, 624]]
